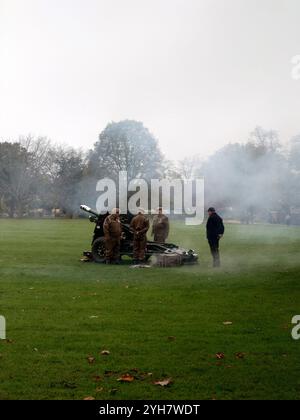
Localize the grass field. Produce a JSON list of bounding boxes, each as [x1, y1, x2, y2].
[[0, 219, 300, 400]]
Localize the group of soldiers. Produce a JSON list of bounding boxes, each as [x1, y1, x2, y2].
[[103, 206, 225, 267], [103, 207, 169, 265]]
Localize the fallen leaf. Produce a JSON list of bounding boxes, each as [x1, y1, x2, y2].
[[216, 353, 225, 359], [87, 356, 95, 364], [96, 387, 104, 393], [282, 324, 290, 330], [117, 374, 135, 382], [223, 321, 233, 326], [235, 352, 246, 359], [168, 336, 176, 341], [93, 375, 102, 382], [100, 350, 110, 356], [83, 396, 95, 400], [153, 378, 172, 387]]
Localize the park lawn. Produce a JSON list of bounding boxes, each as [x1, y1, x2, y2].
[[0, 219, 299, 400]]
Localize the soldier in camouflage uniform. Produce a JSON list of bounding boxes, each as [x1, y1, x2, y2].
[[103, 208, 122, 264], [130, 209, 150, 264], [152, 207, 169, 243]]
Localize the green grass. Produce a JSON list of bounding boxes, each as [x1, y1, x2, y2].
[[0, 219, 300, 400]]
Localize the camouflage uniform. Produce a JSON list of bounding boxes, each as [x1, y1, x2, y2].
[[152, 214, 169, 243], [103, 214, 122, 263], [130, 213, 150, 262]]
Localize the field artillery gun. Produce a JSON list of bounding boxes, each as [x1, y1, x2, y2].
[[80, 205, 198, 265]]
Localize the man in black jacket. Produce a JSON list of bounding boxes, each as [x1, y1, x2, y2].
[[206, 207, 225, 268]]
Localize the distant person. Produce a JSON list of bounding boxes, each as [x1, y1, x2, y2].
[[130, 209, 150, 264], [152, 207, 169, 243], [206, 207, 225, 268], [103, 208, 122, 264]]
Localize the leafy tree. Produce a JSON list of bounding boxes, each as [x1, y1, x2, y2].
[[88, 120, 164, 181]]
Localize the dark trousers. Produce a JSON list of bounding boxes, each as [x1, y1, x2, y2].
[[208, 238, 220, 267]]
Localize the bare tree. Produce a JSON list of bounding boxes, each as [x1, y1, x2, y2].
[[177, 155, 203, 179]]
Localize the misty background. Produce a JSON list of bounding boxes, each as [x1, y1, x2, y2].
[[1, 0, 300, 222], [1, 122, 300, 224]]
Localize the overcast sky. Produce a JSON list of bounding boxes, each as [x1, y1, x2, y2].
[[0, 0, 300, 160]]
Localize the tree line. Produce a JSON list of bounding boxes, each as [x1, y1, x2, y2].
[[0, 120, 299, 220]]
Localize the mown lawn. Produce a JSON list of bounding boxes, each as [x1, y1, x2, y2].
[[0, 219, 299, 400]]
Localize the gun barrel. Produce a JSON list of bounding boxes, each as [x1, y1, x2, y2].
[[80, 205, 99, 218]]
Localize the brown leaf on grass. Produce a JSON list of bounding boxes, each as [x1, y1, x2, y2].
[[235, 352, 246, 359], [167, 336, 176, 341], [93, 375, 103, 382], [96, 387, 104, 393], [216, 353, 225, 359], [87, 356, 96, 364], [282, 324, 290, 330], [100, 350, 110, 356], [83, 396, 95, 400], [153, 378, 172, 387], [223, 321, 233, 326], [5, 339, 14, 344], [117, 374, 135, 382]]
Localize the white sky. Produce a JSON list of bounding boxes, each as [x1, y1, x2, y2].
[[0, 0, 300, 160]]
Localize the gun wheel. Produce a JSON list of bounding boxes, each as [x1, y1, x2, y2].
[[92, 237, 106, 263]]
